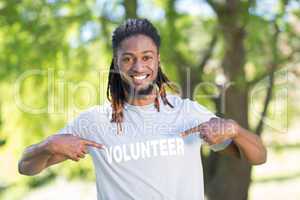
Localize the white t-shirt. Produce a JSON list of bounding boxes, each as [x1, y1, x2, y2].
[[57, 94, 232, 200]]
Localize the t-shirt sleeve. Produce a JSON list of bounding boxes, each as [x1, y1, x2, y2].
[[56, 110, 93, 139], [188, 100, 232, 152]]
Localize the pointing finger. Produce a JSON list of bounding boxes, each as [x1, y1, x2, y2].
[[180, 125, 207, 137], [180, 126, 199, 137], [180, 121, 211, 137], [81, 139, 105, 149]]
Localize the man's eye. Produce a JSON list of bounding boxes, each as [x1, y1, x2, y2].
[[122, 57, 131, 63], [143, 56, 152, 61]]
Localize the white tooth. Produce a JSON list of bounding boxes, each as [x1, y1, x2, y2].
[[134, 75, 147, 80]]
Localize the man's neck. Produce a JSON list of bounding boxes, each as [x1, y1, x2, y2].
[[125, 90, 157, 106]]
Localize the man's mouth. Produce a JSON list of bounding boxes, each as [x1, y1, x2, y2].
[[131, 74, 150, 81]]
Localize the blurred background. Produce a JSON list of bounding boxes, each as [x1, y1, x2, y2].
[[0, 0, 299, 199]]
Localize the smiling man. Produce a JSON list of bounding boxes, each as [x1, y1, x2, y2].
[[18, 18, 267, 200]]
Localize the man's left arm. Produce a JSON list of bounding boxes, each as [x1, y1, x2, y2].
[[180, 118, 267, 165], [219, 125, 267, 165]]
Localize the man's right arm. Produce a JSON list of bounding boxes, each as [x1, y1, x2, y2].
[[18, 134, 105, 176], [18, 139, 59, 176]]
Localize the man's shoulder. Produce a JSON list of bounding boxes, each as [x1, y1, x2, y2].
[[165, 94, 211, 113], [165, 93, 183, 107], [76, 102, 112, 120], [165, 93, 198, 107]]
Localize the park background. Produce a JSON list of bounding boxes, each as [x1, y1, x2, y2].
[[0, 0, 299, 199]]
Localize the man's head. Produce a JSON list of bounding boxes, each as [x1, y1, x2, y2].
[[115, 34, 159, 96], [107, 18, 175, 130], [112, 18, 161, 97]]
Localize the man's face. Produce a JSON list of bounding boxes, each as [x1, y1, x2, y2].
[[116, 34, 160, 97]]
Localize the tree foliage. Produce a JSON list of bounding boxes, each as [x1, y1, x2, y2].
[[0, 0, 299, 199]]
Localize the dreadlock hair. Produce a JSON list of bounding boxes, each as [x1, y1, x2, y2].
[[106, 18, 177, 134]]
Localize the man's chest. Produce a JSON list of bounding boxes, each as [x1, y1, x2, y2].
[[87, 109, 203, 164]]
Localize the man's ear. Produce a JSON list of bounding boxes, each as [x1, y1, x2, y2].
[[113, 56, 120, 71], [113, 56, 117, 65]]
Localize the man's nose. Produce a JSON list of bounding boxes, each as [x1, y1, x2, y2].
[[131, 59, 144, 72]]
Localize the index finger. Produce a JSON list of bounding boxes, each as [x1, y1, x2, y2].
[[81, 139, 105, 149], [180, 124, 207, 137]]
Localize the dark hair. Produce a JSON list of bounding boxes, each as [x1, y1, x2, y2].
[[106, 18, 176, 133]]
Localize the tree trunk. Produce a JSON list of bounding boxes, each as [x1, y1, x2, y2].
[[204, 49, 252, 200], [204, 86, 252, 200], [123, 0, 137, 19], [203, 1, 253, 199]]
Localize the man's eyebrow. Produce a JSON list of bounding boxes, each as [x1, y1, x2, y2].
[[142, 50, 155, 54], [121, 52, 134, 56]]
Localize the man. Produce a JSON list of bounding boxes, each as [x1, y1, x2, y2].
[[19, 18, 266, 200]]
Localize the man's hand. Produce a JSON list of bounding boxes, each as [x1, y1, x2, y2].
[[180, 118, 239, 145], [46, 134, 105, 162]]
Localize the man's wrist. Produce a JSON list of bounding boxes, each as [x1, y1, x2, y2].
[[41, 136, 55, 155], [230, 120, 241, 140]]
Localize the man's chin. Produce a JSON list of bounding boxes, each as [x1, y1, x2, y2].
[[135, 84, 154, 95], [123, 82, 155, 98], [123, 81, 154, 98]]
